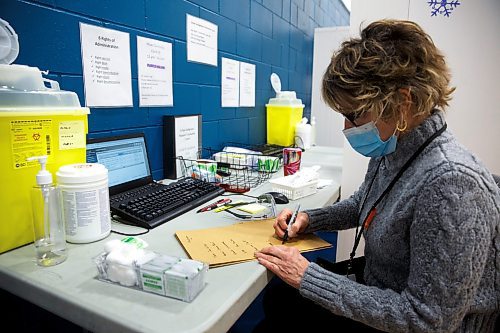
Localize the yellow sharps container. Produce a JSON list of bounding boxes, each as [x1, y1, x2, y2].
[[0, 64, 89, 253], [266, 90, 304, 146]]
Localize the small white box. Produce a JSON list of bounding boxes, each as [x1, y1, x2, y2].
[[269, 176, 318, 200]]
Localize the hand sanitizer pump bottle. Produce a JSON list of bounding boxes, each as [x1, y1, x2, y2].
[[28, 156, 67, 266]]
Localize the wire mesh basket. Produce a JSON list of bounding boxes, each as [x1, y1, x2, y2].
[[176, 147, 282, 193]]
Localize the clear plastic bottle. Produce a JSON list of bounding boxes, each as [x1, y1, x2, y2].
[[295, 117, 312, 150], [28, 156, 67, 266], [311, 116, 317, 146]]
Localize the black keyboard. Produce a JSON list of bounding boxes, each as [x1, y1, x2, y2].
[[253, 144, 287, 158], [110, 178, 225, 229]]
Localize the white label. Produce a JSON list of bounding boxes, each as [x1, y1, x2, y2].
[[61, 186, 109, 243]]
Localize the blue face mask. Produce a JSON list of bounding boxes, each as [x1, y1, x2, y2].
[[343, 121, 397, 157]]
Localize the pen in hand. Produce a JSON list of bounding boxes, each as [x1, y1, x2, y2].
[[282, 203, 301, 244]]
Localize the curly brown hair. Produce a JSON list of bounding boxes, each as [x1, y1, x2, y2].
[[322, 19, 455, 121]]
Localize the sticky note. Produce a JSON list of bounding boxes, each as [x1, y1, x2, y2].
[[236, 203, 266, 214], [59, 121, 86, 150]]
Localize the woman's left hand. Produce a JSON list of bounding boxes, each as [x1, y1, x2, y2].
[[255, 245, 309, 289]]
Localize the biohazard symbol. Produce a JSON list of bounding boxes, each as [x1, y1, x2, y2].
[[32, 133, 41, 141]]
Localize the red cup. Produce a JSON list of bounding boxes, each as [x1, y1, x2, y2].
[[283, 148, 302, 176]]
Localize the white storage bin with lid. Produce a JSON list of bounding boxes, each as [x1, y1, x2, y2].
[[57, 163, 111, 243]]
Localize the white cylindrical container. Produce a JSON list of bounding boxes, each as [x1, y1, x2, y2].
[[56, 163, 111, 243], [295, 117, 312, 150]]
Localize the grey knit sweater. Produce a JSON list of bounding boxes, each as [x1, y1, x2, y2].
[[301, 111, 500, 332]]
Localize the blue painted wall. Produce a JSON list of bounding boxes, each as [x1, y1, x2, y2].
[[1, 0, 349, 179]]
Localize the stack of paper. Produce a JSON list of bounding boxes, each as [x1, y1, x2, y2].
[[175, 219, 332, 267]]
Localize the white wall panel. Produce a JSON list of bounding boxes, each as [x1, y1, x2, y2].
[[311, 27, 350, 148]]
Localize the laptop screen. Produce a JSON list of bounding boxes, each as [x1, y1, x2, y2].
[[86, 134, 152, 188]]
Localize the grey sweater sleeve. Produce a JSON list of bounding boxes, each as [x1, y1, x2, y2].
[[300, 170, 497, 333], [303, 158, 380, 233], [303, 191, 362, 233]]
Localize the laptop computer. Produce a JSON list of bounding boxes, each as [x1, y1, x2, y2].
[[86, 133, 154, 197], [86, 133, 224, 229]]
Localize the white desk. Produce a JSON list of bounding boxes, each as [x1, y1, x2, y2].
[[0, 146, 342, 333]]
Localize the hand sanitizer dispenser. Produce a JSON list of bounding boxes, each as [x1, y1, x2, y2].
[[27, 155, 67, 266]]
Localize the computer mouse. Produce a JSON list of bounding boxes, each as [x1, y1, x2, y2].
[[265, 191, 289, 204]]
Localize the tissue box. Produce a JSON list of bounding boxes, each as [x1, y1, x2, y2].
[[94, 251, 208, 302], [269, 176, 318, 200]]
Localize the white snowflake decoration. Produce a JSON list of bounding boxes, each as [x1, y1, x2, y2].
[[427, 0, 461, 17]]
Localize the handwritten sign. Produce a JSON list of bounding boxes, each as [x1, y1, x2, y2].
[[59, 121, 86, 150]]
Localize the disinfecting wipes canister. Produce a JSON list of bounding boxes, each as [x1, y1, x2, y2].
[[57, 163, 111, 243]]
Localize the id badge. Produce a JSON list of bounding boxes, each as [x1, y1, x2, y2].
[[347, 274, 357, 281]]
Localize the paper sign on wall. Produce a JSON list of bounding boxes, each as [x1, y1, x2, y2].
[[221, 57, 240, 107], [186, 14, 218, 66], [239, 62, 256, 107], [137, 36, 173, 107], [79, 23, 133, 107]]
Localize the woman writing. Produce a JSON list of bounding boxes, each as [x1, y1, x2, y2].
[[255, 19, 500, 332]]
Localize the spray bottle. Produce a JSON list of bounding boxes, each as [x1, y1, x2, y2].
[[27, 156, 67, 266]]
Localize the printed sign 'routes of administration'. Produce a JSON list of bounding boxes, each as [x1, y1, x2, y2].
[[80, 23, 133, 107]]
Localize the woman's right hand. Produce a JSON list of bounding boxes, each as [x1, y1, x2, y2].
[[273, 209, 309, 240]]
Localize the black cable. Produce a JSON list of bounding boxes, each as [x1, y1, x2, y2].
[[111, 215, 151, 236], [220, 193, 259, 199], [111, 229, 150, 236]]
